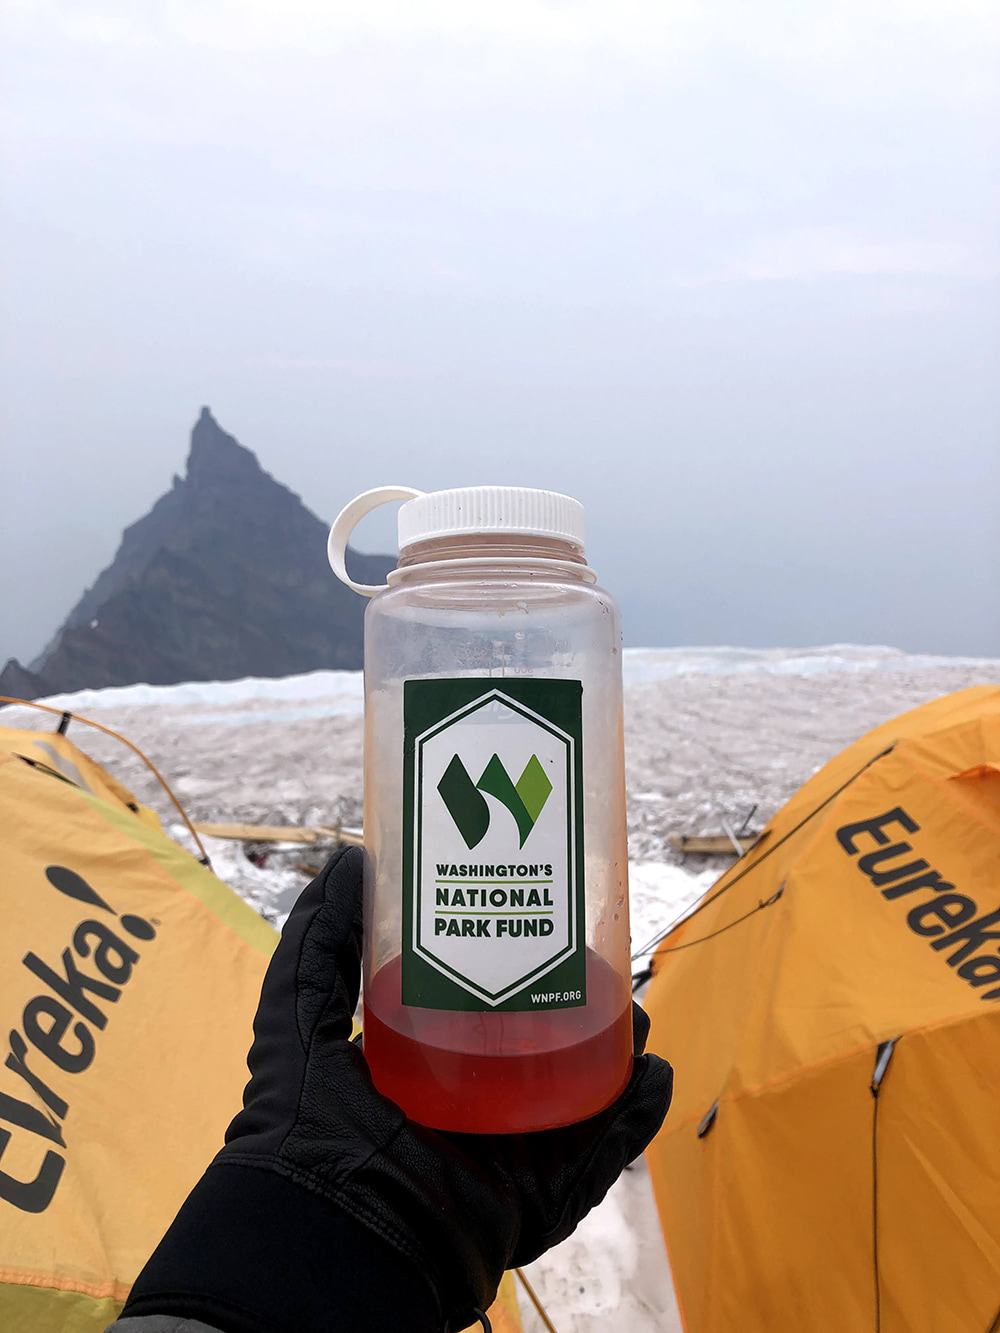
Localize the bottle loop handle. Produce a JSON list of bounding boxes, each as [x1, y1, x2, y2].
[[327, 486, 424, 596]]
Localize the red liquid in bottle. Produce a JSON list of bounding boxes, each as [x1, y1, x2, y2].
[[363, 950, 632, 1133]]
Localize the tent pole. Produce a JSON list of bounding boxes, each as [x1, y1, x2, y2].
[[514, 1268, 559, 1333]]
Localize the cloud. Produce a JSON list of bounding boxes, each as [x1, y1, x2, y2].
[[3, 0, 998, 666], [676, 230, 1000, 286], [10, 0, 1000, 106], [243, 354, 420, 380]]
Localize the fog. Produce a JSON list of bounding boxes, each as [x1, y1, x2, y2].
[[2, 0, 998, 663]]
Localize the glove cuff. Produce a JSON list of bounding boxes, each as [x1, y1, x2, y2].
[[121, 1162, 442, 1333]]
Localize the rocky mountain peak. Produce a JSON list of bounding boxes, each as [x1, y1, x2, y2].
[[186, 407, 268, 492], [0, 410, 393, 700]]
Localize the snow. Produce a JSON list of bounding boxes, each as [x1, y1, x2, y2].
[[182, 830, 315, 922], [32, 668, 365, 717], [29, 644, 986, 715], [6, 644, 1000, 1333], [620, 642, 994, 683], [520, 1154, 683, 1333], [17, 647, 999, 884], [628, 862, 717, 964]]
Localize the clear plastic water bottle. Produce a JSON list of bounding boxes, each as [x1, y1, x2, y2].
[[328, 485, 632, 1132]]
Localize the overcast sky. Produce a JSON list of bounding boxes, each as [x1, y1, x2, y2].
[[2, 0, 998, 665]]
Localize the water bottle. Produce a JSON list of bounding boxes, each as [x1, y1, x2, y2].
[[328, 485, 632, 1132]]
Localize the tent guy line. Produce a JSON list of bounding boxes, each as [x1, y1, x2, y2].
[[631, 743, 897, 964]]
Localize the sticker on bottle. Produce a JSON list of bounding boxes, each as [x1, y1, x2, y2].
[[402, 678, 586, 1012]]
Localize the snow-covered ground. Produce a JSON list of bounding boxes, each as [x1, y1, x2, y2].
[[5, 645, 1000, 1333], [13, 642, 999, 915]]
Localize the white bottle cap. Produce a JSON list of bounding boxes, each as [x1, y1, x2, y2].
[[398, 487, 585, 551], [328, 484, 588, 597]]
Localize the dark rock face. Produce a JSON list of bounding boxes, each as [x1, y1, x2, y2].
[[14, 409, 392, 697], [0, 658, 54, 703]]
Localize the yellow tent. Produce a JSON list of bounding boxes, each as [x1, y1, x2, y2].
[[644, 685, 1000, 1332], [0, 723, 277, 1329], [0, 717, 522, 1332]]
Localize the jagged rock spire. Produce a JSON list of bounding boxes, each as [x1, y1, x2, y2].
[[11, 410, 394, 696]]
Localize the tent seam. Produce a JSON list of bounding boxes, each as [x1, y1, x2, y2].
[[0, 1269, 130, 1300], [663, 1003, 1000, 1135]]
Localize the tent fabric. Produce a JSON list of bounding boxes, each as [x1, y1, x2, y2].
[[7, 727, 165, 832], [0, 725, 522, 1333], [643, 686, 1000, 1332], [0, 726, 278, 1330]]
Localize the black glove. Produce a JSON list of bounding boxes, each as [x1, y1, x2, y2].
[[122, 846, 673, 1333]]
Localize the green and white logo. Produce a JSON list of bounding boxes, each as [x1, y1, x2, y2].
[[437, 752, 552, 849], [402, 679, 586, 1012]]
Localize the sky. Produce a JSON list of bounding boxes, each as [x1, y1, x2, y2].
[[2, 0, 999, 664]]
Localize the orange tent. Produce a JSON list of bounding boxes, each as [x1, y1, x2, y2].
[[0, 713, 523, 1332], [644, 685, 1000, 1332]]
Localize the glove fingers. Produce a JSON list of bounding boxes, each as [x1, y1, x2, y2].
[[252, 845, 365, 1052], [245, 853, 333, 1026], [293, 846, 366, 1046], [631, 1001, 650, 1055], [616, 1052, 673, 1164], [225, 847, 365, 1145]]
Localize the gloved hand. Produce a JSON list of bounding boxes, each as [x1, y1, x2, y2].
[[121, 846, 673, 1333]]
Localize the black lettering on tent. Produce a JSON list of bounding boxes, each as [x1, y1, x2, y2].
[[120, 915, 156, 942], [857, 844, 929, 887], [72, 921, 139, 985], [881, 868, 954, 901], [930, 908, 1000, 967], [6, 1031, 67, 1121], [0, 1086, 64, 1147], [906, 895, 976, 937], [0, 1132, 64, 1213], [22, 950, 120, 1029], [836, 808, 920, 856], [958, 955, 1000, 987], [22, 997, 94, 1074], [44, 866, 114, 915]]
